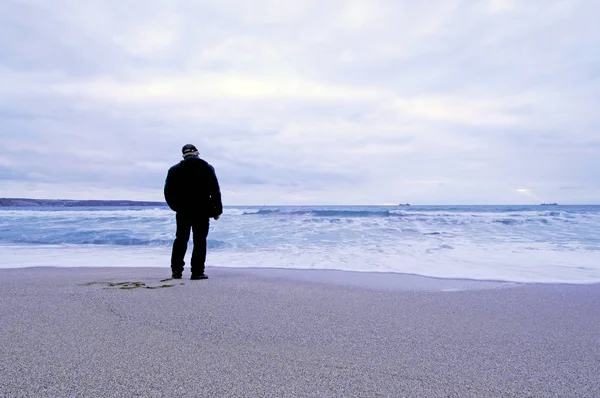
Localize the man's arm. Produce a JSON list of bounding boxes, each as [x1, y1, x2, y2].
[[207, 165, 223, 218], [164, 168, 178, 212]]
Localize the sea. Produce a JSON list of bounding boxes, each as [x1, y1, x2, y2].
[[0, 205, 599, 284]]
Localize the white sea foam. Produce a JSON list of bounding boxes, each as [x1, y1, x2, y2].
[[1, 241, 598, 284]]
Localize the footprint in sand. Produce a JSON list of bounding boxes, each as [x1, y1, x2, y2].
[[80, 281, 184, 290]]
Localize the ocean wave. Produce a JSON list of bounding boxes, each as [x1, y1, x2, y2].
[[493, 218, 522, 225], [1, 205, 599, 250], [237, 208, 595, 222], [4, 234, 228, 248], [244, 209, 397, 217]]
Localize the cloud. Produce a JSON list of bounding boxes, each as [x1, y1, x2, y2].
[[0, 0, 599, 204], [112, 16, 181, 56], [50, 74, 388, 103]]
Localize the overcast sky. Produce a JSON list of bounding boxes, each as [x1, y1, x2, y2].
[[0, 0, 598, 205]]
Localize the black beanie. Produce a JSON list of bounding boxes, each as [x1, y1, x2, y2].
[[182, 144, 198, 156]]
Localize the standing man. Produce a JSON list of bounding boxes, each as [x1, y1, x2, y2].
[[164, 144, 223, 280]]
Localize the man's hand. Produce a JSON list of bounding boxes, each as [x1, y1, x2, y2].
[[213, 215, 220, 220]]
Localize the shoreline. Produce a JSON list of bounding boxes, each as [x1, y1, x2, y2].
[[3, 264, 600, 291], [3, 242, 599, 285]]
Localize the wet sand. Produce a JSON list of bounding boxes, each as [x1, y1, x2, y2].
[[1, 267, 599, 397]]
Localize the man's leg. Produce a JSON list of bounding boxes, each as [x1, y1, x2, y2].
[[190, 217, 210, 277], [171, 213, 191, 277]]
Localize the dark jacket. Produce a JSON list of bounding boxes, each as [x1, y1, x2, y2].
[[164, 156, 223, 217]]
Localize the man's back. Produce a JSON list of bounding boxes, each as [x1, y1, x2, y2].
[[164, 156, 222, 217]]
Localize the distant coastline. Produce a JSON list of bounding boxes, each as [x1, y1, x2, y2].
[[0, 198, 166, 207]]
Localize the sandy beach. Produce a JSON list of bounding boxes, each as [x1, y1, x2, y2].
[[1, 267, 599, 397]]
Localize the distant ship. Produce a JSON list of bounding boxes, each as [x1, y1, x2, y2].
[[398, 203, 410, 206], [540, 202, 558, 206]]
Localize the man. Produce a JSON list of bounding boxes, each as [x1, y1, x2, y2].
[[164, 144, 223, 280]]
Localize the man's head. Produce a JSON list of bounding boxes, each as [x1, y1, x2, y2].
[[182, 144, 199, 158]]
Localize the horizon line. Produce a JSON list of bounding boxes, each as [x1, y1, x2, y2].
[[0, 198, 597, 207]]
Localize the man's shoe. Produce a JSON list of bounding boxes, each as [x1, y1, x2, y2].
[[172, 272, 182, 280], [191, 274, 208, 280]]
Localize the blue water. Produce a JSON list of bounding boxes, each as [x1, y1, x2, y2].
[[1, 205, 599, 283]]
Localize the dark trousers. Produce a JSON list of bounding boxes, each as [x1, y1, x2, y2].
[[171, 213, 210, 275]]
